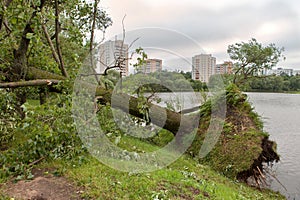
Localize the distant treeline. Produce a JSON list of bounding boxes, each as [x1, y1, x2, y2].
[[122, 70, 207, 93], [116, 70, 300, 94], [245, 74, 300, 92], [209, 74, 300, 92]]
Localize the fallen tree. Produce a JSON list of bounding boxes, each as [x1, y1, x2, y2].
[[0, 79, 61, 88], [75, 81, 279, 184]]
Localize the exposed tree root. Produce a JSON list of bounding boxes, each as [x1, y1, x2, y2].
[[237, 137, 280, 186]]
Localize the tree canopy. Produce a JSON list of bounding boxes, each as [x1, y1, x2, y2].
[[227, 38, 284, 84]]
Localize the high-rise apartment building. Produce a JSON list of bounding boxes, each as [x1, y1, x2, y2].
[[99, 39, 129, 76], [215, 61, 233, 74], [136, 59, 162, 74], [192, 54, 216, 83]]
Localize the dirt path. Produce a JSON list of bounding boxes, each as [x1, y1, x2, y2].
[[1, 168, 84, 200]]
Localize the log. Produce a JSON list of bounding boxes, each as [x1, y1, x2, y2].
[[27, 67, 66, 80], [0, 79, 61, 88], [94, 87, 199, 136]]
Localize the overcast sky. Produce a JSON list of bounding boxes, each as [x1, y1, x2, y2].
[[99, 0, 300, 72]]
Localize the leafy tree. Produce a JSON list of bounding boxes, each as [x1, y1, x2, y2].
[[227, 38, 284, 84], [0, 0, 112, 115], [290, 76, 300, 91]]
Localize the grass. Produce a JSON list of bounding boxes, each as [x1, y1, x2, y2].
[[40, 135, 285, 200], [0, 88, 285, 199]]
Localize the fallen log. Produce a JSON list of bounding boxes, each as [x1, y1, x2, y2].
[[93, 87, 200, 136], [0, 79, 62, 88]]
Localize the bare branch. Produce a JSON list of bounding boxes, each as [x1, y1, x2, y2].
[[0, 79, 62, 88]]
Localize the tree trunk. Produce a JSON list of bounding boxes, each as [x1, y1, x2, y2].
[[11, 24, 32, 81], [54, 0, 68, 77], [94, 87, 199, 136], [9, 0, 46, 118], [89, 0, 100, 85], [39, 86, 48, 105]]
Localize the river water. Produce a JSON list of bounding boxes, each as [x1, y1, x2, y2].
[[157, 92, 300, 199], [247, 93, 300, 200]]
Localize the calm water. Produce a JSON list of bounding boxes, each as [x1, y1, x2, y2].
[[157, 92, 300, 199], [247, 93, 300, 200]]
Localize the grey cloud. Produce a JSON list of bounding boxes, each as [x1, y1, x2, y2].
[[103, 0, 300, 70]]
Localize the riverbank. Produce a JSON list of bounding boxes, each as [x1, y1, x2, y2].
[[0, 85, 286, 199], [0, 141, 285, 200]]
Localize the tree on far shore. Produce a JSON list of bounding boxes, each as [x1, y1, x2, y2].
[[227, 38, 284, 84]]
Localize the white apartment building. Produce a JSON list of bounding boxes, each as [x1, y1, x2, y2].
[[192, 54, 216, 83], [266, 68, 293, 76], [136, 59, 162, 74], [99, 39, 129, 76]]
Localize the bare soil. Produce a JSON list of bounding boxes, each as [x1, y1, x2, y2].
[[1, 168, 84, 200]]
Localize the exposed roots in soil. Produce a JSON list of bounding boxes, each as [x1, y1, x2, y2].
[[237, 137, 280, 187]]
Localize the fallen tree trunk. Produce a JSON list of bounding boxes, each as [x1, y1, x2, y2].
[[94, 87, 199, 136], [27, 67, 66, 80], [0, 79, 61, 88]]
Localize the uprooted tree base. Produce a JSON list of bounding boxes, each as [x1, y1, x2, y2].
[[187, 84, 279, 185], [237, 138, 279, 183]]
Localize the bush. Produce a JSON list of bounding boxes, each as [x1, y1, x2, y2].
[[0, 90, 20, 148], [0, 95, 86, 179]]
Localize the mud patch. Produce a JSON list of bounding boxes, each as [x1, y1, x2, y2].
[[2, 168, 83, 200]]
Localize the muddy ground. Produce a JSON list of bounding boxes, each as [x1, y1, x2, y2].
[[1, 168, 84, 200]]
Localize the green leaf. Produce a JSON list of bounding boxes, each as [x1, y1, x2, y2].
[[26, 33, 34, 39], [11, 18, 17, 25]]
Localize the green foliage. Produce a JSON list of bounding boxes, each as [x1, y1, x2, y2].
[[227, 38, 284, 84], [0, 94, 86, 179], [0, 90, 20, 147], [238, 74, 300, 92], [96, 104, 173, 150], [0, 0, 111, 84], [132, 47, 148, 71], [123, 71, 205, 93]]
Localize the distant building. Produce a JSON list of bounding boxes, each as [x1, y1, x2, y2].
[[136, 59, 162, 74], [99, 39, 129, 76], [266, 68, 293, 76], [192, 54, 216, 83], [293, 70, 300, 76], [215, 61, 233, 74]]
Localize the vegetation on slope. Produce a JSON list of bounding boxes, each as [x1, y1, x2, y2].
[[189, 84, 279, 182], [0, 84, 284, 199]]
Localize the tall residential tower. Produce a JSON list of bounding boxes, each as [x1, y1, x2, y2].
[[192, 54, 216, 83], [99, 39, 129, 76]]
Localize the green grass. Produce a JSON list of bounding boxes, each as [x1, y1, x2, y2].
[[0, 91, 285, 199], [42, 136, 284, 200]]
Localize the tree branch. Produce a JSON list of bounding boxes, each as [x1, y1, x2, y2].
[[42, 23, 61, 65], [27, 67, 66, 80], [55, 0, 68, 77], [0, 79, 62, 88]]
